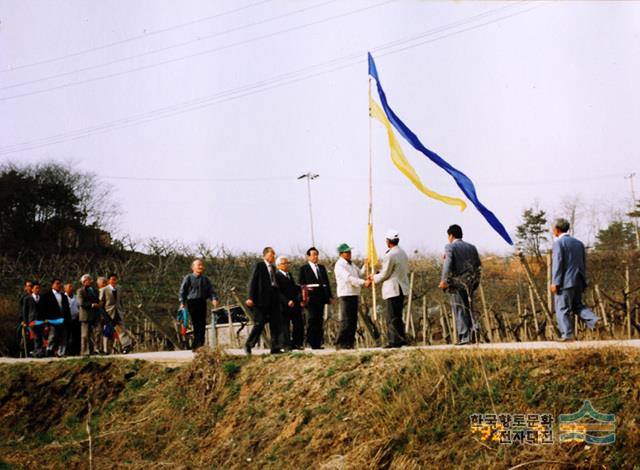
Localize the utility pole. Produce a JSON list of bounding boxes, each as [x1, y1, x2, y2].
[[297, 172, 319, 246], [625, 173, 640, 249]]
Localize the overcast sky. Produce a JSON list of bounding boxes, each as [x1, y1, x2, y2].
[[1, 0, 639, 258]]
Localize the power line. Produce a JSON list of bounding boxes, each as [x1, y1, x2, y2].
[[0, 0, 338, 92], [0, 2, 545, 155], [0, 0, 392, 102], [100, 175, 293, 183], [97, 172, 626, 186], [0, 0, 273, 74]]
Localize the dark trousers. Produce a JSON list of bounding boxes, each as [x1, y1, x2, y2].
[[282, 307, 304, 349], [187, 299, 208, 349], [336, 296, 358, 348], [51, 323, 67, 355], [246, 297, 281, 351], [448, 288, 479, 343], [93, 314, 105, 353], [305, 302, 325, 349], [385, 294, 406, 346], [32, 324, 45, 356], [68, 319, 81, 356]]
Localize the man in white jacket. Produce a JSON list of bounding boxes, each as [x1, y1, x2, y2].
[[334, 243, 371, 349], [371, 229, 410, 348]]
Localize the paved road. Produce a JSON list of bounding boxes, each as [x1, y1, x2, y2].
[[2, 339, 639, 366]]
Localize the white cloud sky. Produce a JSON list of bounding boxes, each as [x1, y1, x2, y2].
[[1, 0, 638, 257]]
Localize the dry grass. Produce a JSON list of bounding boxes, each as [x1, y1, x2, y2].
[[0, 347, 639, 469]]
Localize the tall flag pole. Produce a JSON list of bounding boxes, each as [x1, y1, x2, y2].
[[367, 75, 379, 321], [368, 52, 513, 245]]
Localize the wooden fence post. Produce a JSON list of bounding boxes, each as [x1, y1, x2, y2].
[[517, 250, 559, 338], [422, 296, 428, 345], [439, 303, 450, 344], [528, 285, 541, 340], [478, 284, 492, 342], [625, 263, 632, 339], [405, 272, 414, 326]]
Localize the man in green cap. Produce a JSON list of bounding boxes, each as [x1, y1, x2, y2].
[[334, 243, 371, 349]]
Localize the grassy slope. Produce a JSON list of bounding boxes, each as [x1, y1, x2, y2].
[[0, 348, 639, 469]]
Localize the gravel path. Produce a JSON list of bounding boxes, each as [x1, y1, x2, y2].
[[2, 339, 639, 365]]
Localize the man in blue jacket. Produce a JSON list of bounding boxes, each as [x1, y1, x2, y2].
[[551, 218, 599, 341]]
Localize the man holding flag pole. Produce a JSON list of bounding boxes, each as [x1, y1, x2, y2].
[[370, 230, 409, 348]]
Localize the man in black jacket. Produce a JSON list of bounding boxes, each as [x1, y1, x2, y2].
[[18, 280, 33, 355], [26, 282, 45, 357], [40, 278, 72, 357], [298, 247, 333, 349], [245, 247, 282, 355], [276, 255, 304, 350]]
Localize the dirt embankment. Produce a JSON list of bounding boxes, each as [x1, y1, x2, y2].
[[0, 348, 639, 469]]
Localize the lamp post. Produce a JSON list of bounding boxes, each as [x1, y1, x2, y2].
[[297, 172, 319, 246], [625, 172, 640, 249]]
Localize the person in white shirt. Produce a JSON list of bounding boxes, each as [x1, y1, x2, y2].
[[39, 278, 71, 357], [334, 243, 371, 349], [371, 229, 410, 348], [64, 283, 81, 356]]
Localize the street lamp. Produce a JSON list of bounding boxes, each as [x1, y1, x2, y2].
[[625, 172, 640, 249], [297, 172, 319, 246]]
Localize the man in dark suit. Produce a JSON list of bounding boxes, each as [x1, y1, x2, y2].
[[245, 247, 282, 355], [298, 247, 333, 349], [18, 280, 33, 355], [439, 224, 482, 345], [26, 282, 45, 358], [40, 278, 72, 357], [276, 255, 304, 350], [551, 218, 599, 341], [77, 274, 102, 356]]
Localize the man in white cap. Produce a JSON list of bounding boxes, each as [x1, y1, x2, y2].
[[371, 229, 409, 348], [334, 243, 371, 349]]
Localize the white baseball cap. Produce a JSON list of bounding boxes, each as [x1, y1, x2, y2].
[[385, 229, 399, 240]]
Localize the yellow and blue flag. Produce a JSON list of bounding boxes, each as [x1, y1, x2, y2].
[[368, 52, 513, 245]]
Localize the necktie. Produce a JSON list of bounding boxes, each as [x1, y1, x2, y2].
[[269, 265, 276, 286], [112, 289, 118, 302]]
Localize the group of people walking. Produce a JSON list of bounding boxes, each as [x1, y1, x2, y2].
[[180, 218, 601, 354], [17, 218, 599, 358], [18, 273, 130, 357]]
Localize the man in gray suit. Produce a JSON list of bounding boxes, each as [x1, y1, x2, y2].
[[100, 273, 124, 354], [77, 274, 101, 356], [550, 218, 599, 341], [439, 224, 481, 345], [372, 229, 409, 348]]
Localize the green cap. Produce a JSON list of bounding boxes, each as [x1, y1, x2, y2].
[[337, 243, 352, 253]]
